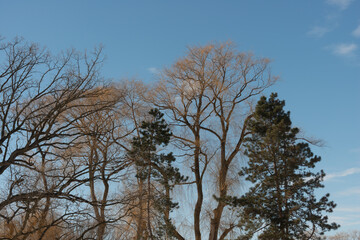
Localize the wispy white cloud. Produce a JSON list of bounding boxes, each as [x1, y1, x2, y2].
[[329, 216, 348, 222], [147, 67, 159, 74], [336, 207, 360, 212], [330, 43, 358, 56], [353, 24, 360, 38], [328, 216, 360, 227], [326, 0, 354, 10], [328, 213, 360, 227], [325, 167, 360, 181], [350, 147, 360, 153], [345, 220, 360, 226], [337, 187, 360, 196], [307, 26, 332, 38]]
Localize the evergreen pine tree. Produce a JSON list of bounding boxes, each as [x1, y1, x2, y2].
[[129, 108, 187, 239], [234, 93, 339, 239]]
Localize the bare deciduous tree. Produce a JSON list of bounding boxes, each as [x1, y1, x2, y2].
[[69, 86, 138, 239], [0, 37, 115, 239], [325, 230, 360, 240], [150, 42, 277, 240]]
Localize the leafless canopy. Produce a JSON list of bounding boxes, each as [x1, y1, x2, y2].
[[150, 42, 277, 240], [0, 39, 288, 240], [0, 38, 122, 239]]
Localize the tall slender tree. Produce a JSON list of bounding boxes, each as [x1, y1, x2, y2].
[[234, 93, 339, 239], [129, 109, 187, 240], [150, 42, 276, 240]]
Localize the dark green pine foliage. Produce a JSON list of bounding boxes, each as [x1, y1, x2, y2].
[[129, 108, 187, 239], [236, 93, 339, 239]]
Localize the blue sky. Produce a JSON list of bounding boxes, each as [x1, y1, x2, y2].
[[1, 0, 359, 234]]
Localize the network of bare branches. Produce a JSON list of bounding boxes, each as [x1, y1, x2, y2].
[[0, 38, 337, 240]]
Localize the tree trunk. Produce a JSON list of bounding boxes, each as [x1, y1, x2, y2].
[[194, 135, 203, 240], [208, 141, 229, 240], [136, 178, 145, 240]]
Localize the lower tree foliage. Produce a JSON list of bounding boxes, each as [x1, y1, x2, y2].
[[232, 93, 339, 239]]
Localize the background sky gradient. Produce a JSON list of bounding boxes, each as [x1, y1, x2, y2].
[[1, 0, 359, 234]]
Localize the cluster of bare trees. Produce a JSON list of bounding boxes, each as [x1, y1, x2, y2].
[[2, 38, 336, 240], [0, 38, 146, 239], [326, 231, 360, 240]]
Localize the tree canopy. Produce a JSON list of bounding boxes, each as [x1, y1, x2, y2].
[[0, 38, 339, 240], [233, 93, 339, 239]]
